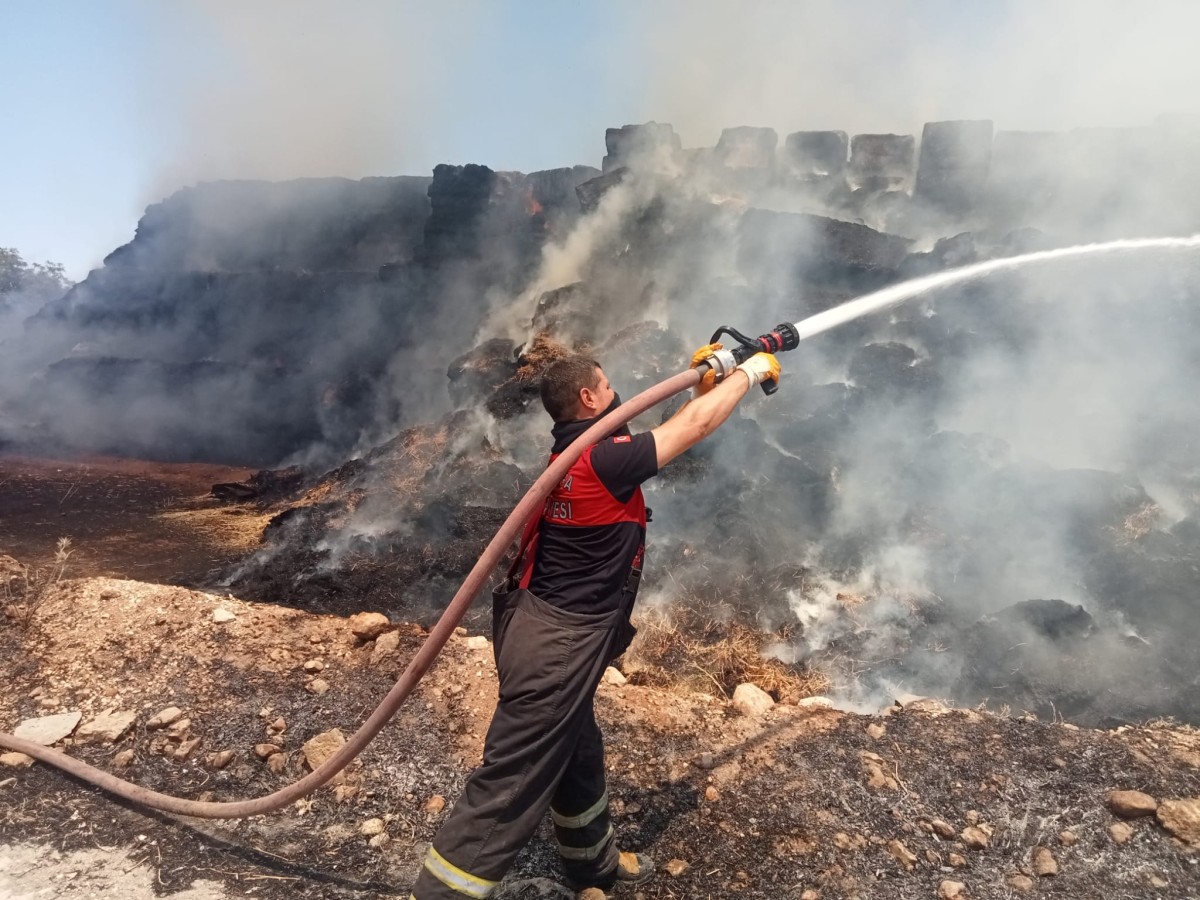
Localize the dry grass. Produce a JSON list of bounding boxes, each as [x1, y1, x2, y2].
[[514, 332, 570, 380], [626, 607, 830, 703], [3, 536, 71, 629], [1115, 501, 1162, 544]]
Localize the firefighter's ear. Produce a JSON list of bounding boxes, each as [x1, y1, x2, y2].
[[578, 385, 601, 415]]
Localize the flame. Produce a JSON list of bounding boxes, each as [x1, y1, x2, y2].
[[525, 188, 544, 217]]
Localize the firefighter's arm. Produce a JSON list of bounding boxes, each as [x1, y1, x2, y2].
[[651, 353, 780, 467]]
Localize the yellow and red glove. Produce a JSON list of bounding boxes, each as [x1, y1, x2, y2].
[[689, 342, 723, 395]]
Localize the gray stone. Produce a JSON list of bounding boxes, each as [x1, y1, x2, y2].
[[370, 629, 401, 666], [601, 666, 627, 687], [13, 711, 81, 746], [76, 710, 136, 744], [731, 683, 775, 717], [147, 706, 184, 729]]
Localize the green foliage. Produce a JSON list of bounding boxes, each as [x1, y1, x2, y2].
[[0, 247, 71, 301]]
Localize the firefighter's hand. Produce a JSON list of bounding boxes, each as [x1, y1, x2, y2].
[[690, 342, 723, 395], [736, 352, 781, 387]]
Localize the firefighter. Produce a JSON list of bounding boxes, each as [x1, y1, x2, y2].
[[411, 345, 782, 899]]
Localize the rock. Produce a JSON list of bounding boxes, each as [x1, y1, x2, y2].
[[1149, 875, 1169, 888], [664, 859, 689, 877], [360, 818, 386, 836], [1007, 874, 1035, 892], [147, 706, 184, 729], [1109, 822, 1134, 844], [602, 666, 627, 687], [1058, 830, 1077, 846], [175, 737, 202, 760], [866, 723, 886, 740], [887, 839, 917, 870], [303, 658, 325, 672], [266, 752, 287, 773], [370, 630, 401, 666], [424, 795, 446, 815], [302, 728, 346, 772], [307, 678, 330, 695], [1107, 789, 1158, 818], [1032, 846, 1058, 876], [833, 832, 866, 851], [464, 635, 489, 651], [938, 881, 967, 900], [209, 750, 235, 769], [1156, 798, 1200, 845], [800, 892, 819, 900], [76, 710, 135, 744], [13, 711, 81, 746], [797, 696, 834, 709], [931, 819, 956, 839], [577, 890, 606, 900], [961, 826, 990, 849], [860, 751, 900, 791], [705, 785, 720, 802], [0, 752, 34, 768], [693, 752, 717, 770], [254, 743, 282, 759], [268, 717, 287, 734], [368, 833, 390, 849], [349, 612, 390, 641], [167, 718, 192, 736], [948, 853, 967, 868], [212, 608, 236, 623]]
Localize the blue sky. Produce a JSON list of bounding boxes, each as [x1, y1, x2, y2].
[[3, 1, 1197, 280]]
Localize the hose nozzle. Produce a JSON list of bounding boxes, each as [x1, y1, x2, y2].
[[705, 322, 800, 395]]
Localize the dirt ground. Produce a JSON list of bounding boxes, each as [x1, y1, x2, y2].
[[0, 454, 264, 586], [2, 455, 1200, 900]]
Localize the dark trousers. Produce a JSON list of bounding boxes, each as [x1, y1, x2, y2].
[[412, 590, 624, 899]]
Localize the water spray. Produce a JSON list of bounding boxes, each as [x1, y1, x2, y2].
[[3, 235, 1198, 819]]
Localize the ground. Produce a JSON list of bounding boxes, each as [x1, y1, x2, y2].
[[2, 454, 1199, 900]]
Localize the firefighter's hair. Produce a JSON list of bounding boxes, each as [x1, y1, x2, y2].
[[540, 355, 602, 422]]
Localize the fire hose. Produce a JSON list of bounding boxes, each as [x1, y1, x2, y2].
[[0, 324, 799, 819]]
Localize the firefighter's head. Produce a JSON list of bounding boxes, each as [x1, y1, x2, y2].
[[540, 354, 616, 423]]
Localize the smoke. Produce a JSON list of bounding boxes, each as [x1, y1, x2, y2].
[[10, 1, 1200, 724], [144, 2, 470, 194], [629, 1, 1200, 142]]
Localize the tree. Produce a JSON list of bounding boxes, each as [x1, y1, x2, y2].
[[0, 247, 71, 302]]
